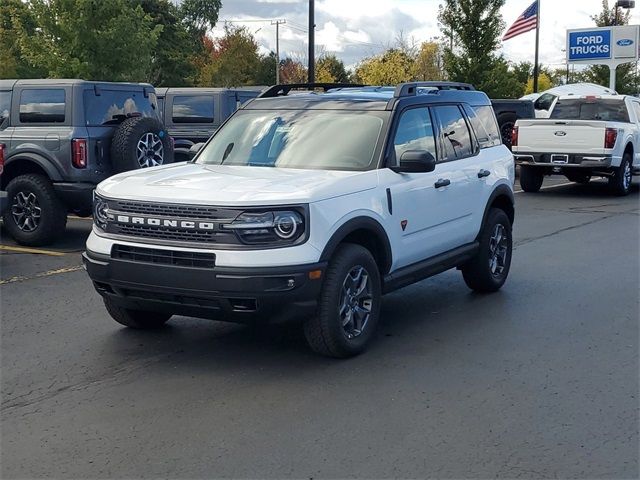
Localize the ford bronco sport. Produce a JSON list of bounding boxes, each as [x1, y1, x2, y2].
[[84, 82, 515, 358], [0, 79, 173, 246]]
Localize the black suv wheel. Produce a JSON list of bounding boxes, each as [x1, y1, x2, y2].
[[304, 244, 382, 358], [104, 297, 172, 329], [462, 208, 513, 293], [111, 117, 174, 173], [3, 174, 67, 246]]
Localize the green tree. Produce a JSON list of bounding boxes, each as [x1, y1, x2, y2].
[[136, 0, 200, 86], [438, 0, 522, 97], [316, 54, 349, 83], [354, 49, 415, 85], [180, 0, 223, 36], [0, 0, 46, 78], [198, 25, 261, 87], [16, 0, 162, 82], [583, 0, 638, 93], [255, 52, 277, 86]]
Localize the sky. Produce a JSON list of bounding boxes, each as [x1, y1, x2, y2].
[[209, 0, 640, 70]]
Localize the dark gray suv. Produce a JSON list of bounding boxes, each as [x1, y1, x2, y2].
[[0, 79, 173, 246]]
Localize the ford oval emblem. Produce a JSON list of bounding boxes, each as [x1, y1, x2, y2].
[[617, 38, 634, 46], [554, 131, 567, 137]]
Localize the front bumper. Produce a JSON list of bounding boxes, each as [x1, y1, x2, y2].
[[83, 249, 326, 323], [514, 153, 613, 169]]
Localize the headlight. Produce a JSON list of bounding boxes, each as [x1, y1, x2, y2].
[[224, 209, 305, 245], [93, 193, 110, 230]]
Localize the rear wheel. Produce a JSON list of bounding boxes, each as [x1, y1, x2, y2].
[[609, 153, 633, 196], [497, 113, 517, 151], [104, 297, 172, 329], [2, 174, 67, 246], [462, 208, 512, 293], [304, 244, 381, 358], [519, 166, 544, 192]]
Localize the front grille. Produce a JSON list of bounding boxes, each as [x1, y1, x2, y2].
[[110, 200, 237, 220], [114, 224, 235, 244], [112, 244, 215, 268]]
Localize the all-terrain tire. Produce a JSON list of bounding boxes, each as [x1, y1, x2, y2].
[[462, 208, 513, 293], [519, 166, 544, 192], [608, 152, 633, 196], [104, 297, 172, 329], [497, 113, 517, 151], [111, 116, 173, 173], [304, 244, 382, 358], [2, 174, 67, 246]]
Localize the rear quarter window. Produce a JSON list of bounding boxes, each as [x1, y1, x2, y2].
[[0, 90, 10, 129], [19, 89, 65, 123], [83, 89, 158, 126], [172, 96, 215, 124], [468, 105, 502, 148], [551, 99, 630, 122]]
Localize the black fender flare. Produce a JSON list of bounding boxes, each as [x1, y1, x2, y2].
[[479, 184, 515, 232], [319, 216, 393, 274], [4, 152, 64, 182]]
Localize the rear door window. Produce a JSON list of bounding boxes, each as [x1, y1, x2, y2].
[[83, 89, 158, 126], [19, 89, 65, 123], [172, 96, 214, 124], [433, 105, 474, 161], [550, 99, 630, 122]]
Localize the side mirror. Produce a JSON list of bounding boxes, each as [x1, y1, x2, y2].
[[188, 142, 204, 159], [390, 150, 436, 173]]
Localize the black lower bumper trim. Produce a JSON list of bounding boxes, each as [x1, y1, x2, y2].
[[83, 250, 325, 323]]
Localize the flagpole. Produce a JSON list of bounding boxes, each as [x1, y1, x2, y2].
[[533, 0, 540, 92]]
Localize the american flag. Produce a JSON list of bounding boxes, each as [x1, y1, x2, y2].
[[503, 1, 539, 41]]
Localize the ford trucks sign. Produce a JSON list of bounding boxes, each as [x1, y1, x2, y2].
[[568, 30, 611, 61]]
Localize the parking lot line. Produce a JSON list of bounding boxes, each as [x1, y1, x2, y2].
[[0, 245, 67, 256], [0, 265, 84, 285]]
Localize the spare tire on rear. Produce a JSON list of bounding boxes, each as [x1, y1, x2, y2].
[[111, 116, 174, 173]]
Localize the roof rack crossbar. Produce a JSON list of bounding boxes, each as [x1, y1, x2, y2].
[[258, 83, 365, 98], [394, 82, 476, 98]]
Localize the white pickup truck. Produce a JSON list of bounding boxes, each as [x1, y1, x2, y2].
[[512, 94, 639, 195]]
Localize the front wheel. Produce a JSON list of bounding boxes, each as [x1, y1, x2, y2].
[[104, 297, 172, 329], [462, 208, 513, 293], [304, 244, 382, 358], [609, 153, 633, 196], [519, 166, 544, 192]]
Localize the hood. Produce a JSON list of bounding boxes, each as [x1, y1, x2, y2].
[[97, 162, 377, 205]]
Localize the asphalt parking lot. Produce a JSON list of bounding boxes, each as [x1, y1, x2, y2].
[[1, 178, 638, 478]]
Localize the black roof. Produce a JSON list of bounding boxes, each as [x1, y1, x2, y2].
[[243, 82, 492, 111]]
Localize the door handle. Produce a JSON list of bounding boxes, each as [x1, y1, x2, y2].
[[434, 178, 451, 188], [478, 169, 491, 178]]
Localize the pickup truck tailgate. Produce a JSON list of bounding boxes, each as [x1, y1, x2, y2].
[[515, 119, 606, 155]]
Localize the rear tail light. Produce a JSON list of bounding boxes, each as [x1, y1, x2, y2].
[[0, 144, 5, 175], [604, 128, 618, 149], [72, 139, 87, 168], [511, 126, 519, 147]]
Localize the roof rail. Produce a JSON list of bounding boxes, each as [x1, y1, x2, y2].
[[258, 83, 365, 98], [394, 82, 476, 98]]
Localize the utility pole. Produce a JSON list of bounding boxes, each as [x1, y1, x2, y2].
[[308, 0, 315, 83], [271, 19, 286, 84]]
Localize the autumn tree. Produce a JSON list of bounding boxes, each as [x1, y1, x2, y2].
[[198, 25, 262, 87], [280, 58, 308, 84], [354, 49, 415, 85], [414, 42, 445, 81]]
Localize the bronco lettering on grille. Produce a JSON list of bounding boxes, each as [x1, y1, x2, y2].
[[116, 215, 216, 231]]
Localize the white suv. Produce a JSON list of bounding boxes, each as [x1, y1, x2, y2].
[[84, 82, 516, 357]]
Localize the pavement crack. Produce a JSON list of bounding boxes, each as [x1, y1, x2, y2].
[[515, 215, 612, 248]]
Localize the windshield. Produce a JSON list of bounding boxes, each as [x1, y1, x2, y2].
[[196, 110, 386, 171], [83, 89, 158, 126], [550, 99, 629, 122]]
